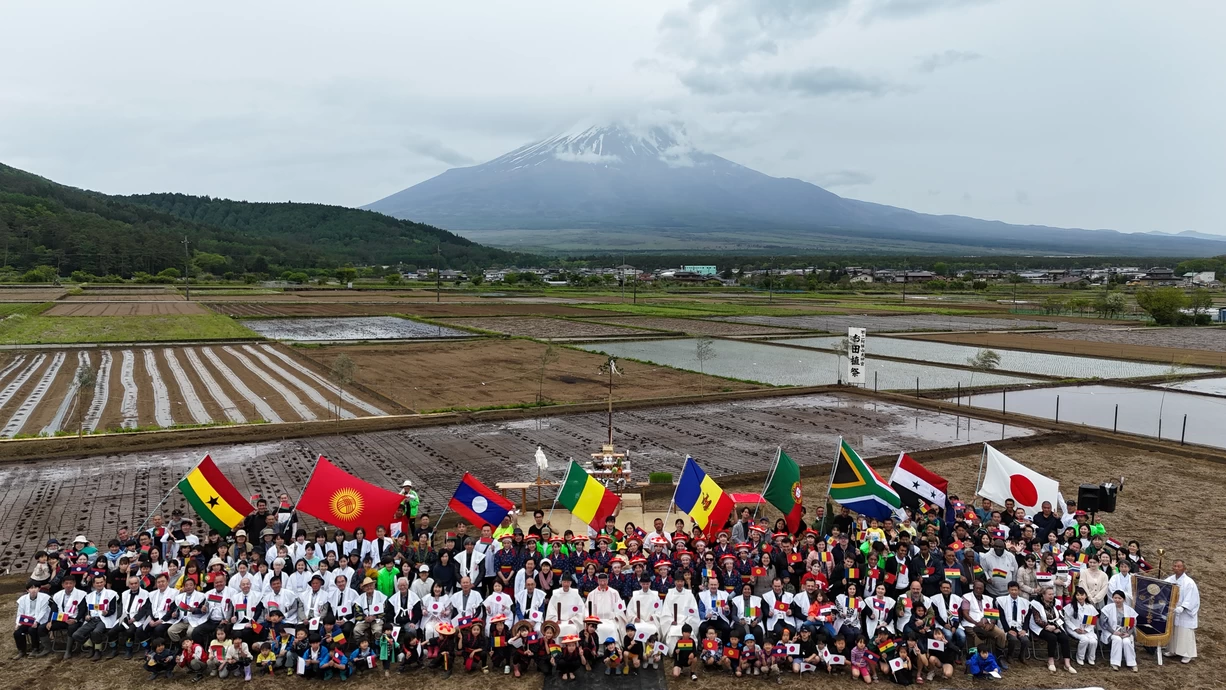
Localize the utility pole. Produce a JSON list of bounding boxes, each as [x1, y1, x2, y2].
[[621, 254, 626, 301], [901, 259, 907, 303], [182, 236, 191, 300], [435, 243, 441, 303]]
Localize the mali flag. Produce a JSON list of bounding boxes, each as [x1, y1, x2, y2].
[[178, 455, 253, 535], [674, 456, 734, 533], [297, 456, 404, 536], [557, 460, 621, 528], [762, 449, 804, 533]]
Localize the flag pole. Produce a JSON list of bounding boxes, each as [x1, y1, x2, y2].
[[974, 444, 987, 495], [661, 455, 687, 533], [824, 437, 842, 502], [752, 447, 781, 522], [135, 456, 203, 533], [546, 460, 573, 524]]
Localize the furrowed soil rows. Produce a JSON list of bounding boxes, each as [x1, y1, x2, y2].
[[239, 344, 353, 418], [142, 348, 175, 427], [42, 351, 88, 436], [0, 346, 388, 436], [258, 345, 385, 416], [185, 348, 245, 423], [201, 347, 282, 423], [2, 351, 65, 437], [84, 350, 113, 432], [222, 346, 317, 421], [44, 302, 207, 316], [162, 349, 210, 424], [0, 354, 46, 409], [119, 350, 138, 429]]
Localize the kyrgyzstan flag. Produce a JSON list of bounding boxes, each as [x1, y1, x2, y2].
[[978, 444, 1059, 514], [296, 456, 404, 536]]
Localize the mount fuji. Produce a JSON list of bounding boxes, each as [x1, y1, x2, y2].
[[364, 124, 1225, 256]]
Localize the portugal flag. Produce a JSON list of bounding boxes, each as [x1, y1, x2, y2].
[[178, 455, 253, 535], [763, 448, 804, 532], [296, 456, 403, 536]]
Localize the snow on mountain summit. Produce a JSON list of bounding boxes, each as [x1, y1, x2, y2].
[[483, 123, 698, 172]]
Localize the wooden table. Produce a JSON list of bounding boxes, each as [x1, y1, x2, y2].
[[496, 480, 558, 512]]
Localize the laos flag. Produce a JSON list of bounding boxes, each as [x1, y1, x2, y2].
[[449, 473, 515, 528]]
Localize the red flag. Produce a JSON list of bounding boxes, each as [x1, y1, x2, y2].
[[296, 456, 403, 536]]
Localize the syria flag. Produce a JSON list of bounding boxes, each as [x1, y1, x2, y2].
[[978, 444, 1059, 513], [888, 453, 948, 510]]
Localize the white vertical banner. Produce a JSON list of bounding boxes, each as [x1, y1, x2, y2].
[[847, 327, 866, 385]]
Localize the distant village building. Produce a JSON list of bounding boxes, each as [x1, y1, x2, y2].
[[1137, 267, 1179, 286], [681, 265, 718, 276]]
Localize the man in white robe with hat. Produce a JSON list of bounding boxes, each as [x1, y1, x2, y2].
[[584, 571, 626, 640], [546, 572, 585, 630]]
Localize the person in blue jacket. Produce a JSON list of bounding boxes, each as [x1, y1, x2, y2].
[[966, 646, 1002, 679]]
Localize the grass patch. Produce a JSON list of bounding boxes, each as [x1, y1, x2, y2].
[[0, 302, 53, 318], [0, 314, 260, 344]]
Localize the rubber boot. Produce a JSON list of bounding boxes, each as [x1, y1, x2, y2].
[[245, 666, 252, 681], [34, 638, 51, 658], [63, 638, 74, 661]]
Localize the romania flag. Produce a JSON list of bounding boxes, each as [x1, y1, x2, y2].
[[557, 460, 621, 528], [674, 456, 734, 533], [177, 455, 253, 535]]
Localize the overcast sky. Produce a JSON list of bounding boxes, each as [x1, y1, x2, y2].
[[2, 0, 1223, 235]]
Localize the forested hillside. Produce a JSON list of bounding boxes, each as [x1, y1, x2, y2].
[[0, 163, 535, 278]]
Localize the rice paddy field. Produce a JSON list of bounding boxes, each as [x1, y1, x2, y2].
[[237, 316, 471, 341], [0, 343, 387, 436], [575, 338, 1039, 389], [778, 335, 1215, 379]]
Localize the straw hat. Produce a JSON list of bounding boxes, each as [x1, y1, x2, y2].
[[511, 620, 535, 637], [542, 621, 560, 639], [437, 622, 457, 636]]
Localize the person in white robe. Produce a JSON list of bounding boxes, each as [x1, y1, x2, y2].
[[584, 572, 626, 640], [448, 577, 484, 625], [628, 576, 665, 629], [420, 582, 451, 640], [1106, 560, 1135, 607], [1098, 590, 1138, 672], [1165, 560, 1199, 663], [483, 582, 515, 634], [514, 578, 547, 631], [661, 580, 701, 652], [1062, 588, 1098, 666], [545, 574, 585, 631]]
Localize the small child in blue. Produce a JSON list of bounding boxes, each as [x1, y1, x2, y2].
[[966, 647, 1002, 679]]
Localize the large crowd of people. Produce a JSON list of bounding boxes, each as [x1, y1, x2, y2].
[[11, 488, 1200, 684]]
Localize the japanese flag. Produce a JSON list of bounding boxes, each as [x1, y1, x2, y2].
[[978, 444, 1059, 513]]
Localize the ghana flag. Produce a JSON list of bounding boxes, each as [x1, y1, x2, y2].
[[557, 460, 621, 528], [828, 439, 901, 521], [178, 455, 253, 535], [763, 448, 804, 532]]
